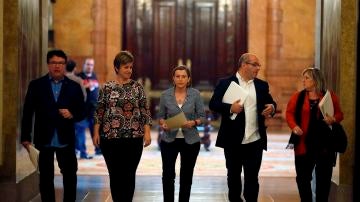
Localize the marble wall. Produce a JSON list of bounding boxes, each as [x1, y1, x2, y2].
[[0, 0, 46, 201], [1, 0, 21, 201], [51, 0, 317, 131], [52, 0, 121, 83], [248, 0, 316, 131], [337, 0, 357, 200], [0, 0, 4, 166]]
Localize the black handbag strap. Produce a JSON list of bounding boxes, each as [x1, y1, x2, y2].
[[286, 90, 306, 148], [294, 90, 307, 125]]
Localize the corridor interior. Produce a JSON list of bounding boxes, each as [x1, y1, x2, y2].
[[30, 131, 300, 201]]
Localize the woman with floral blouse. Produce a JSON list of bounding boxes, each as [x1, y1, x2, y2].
[[93, 51, 152, 202]]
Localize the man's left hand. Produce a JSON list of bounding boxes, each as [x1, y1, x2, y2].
[[59, 109, 73, 119]]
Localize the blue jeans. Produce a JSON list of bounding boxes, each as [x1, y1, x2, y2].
[[75, 119, 88, 158], [75, 117, 101, 157]]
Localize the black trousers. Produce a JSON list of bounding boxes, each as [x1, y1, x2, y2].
[[295, 150, 335, 202], [224, 140, 263, 202], [38, 145, 78, 202], [100, 138, 143, 202], [160, 139, 200, 202]]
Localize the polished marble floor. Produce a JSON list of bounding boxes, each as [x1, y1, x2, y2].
[[31, 132, 300, 201], [30, 175, 299, 202]]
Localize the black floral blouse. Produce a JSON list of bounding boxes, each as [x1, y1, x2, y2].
[[94, 80, 152, 139]]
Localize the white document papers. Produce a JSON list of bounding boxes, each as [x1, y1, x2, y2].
[[222, 81, 249, 120], [164, 111, 187, 129], [319, 90, 334, 117], [28, 145, 39, 169], [319, 90, 334, 129]]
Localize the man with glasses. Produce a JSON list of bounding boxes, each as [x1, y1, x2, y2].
[[209, 53, 277, 202], [21, 49, 86, 201]]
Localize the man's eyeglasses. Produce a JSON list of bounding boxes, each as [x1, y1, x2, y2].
[[245, 62, 261, 67], [48, 61, 66, 65]]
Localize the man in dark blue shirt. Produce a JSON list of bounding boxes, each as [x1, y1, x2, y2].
[[21, 49, 86, 202]]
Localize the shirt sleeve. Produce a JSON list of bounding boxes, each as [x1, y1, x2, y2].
[[94, 84, 106, 125]]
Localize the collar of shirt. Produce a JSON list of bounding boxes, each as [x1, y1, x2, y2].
[[49, 75, 64, 83], [236, 72, 253, 86]]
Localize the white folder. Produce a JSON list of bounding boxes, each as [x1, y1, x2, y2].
[[222, 81, 249, 119], [319, 90, 334, 117], [319, 90, 334, 129], [28, 145, 39, 169]]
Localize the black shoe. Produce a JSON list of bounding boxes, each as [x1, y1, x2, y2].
[[80, 156, 93, 160]]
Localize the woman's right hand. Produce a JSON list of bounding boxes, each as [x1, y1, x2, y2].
[[293, 126, 303, 136], [160, 123, 169, 131], [159, 119, 169, 131]]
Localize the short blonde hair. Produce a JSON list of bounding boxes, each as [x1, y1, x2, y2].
[[302, 67, 326, 92]]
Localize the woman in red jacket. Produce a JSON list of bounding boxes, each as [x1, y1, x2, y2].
[[286, 67, 343, 202]]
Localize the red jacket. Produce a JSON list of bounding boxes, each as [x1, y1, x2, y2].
[[286, 90, 344, 155]]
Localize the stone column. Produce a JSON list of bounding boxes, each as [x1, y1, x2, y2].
[[0, 0, 47, 201], [105, 0, 122, 82], [264, 0, 286, 131], [0, 1, 20, 200], [335, 0, 356, 201], [92, 0, 107, 83], [266, 0, 282, 61]]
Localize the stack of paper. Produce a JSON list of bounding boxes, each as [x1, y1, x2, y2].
[[319, 90, 334, 129], [319, 90, 334, 117], [222, 81, 249, 119], [28, 145, 39, 169], [164, 111, 187, 129]]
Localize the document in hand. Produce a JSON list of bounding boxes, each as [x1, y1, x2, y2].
[[28, 145, 39, 168], [222, 81, 249, 105], [319, 90, 334, 117], [164, 111, 187, 129], [222, 81, 249, 120]]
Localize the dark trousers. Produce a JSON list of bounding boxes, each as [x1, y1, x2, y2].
[[38, 145, 78, 202], [160, 139, 200, 202], [295, 151, 334, 202], [224, 140, 263, 202], [100, 138, 143, 202]]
